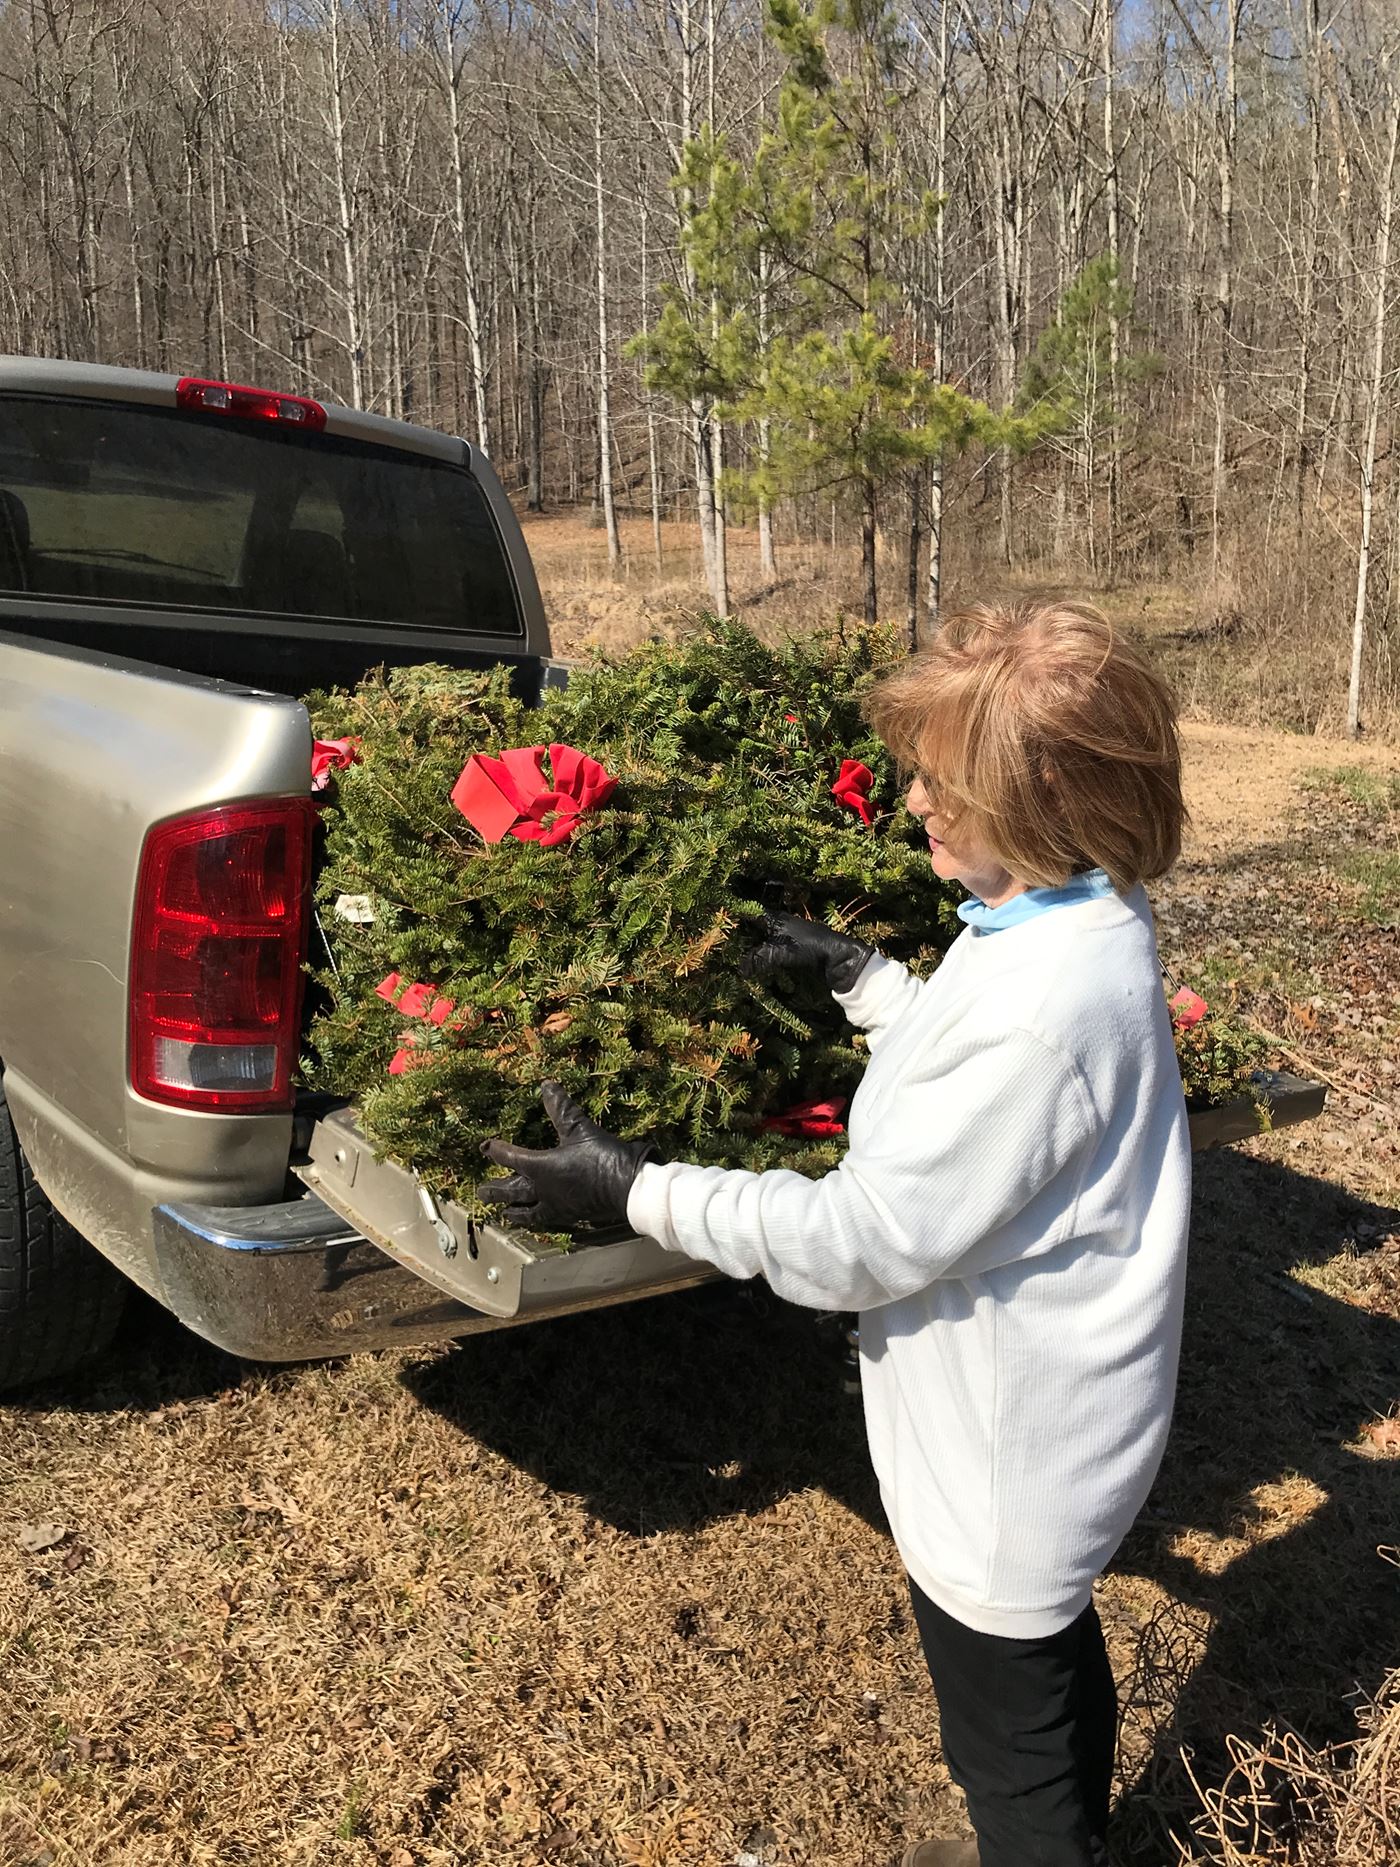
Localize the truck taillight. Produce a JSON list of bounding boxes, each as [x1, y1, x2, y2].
[[175, 376, 327, 430], [130, 801, 314, 1113]]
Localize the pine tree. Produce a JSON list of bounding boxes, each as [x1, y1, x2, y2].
[[636, 0, 1032, 633], [1018, 258, 1160, 572]]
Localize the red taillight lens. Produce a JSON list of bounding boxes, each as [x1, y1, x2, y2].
[[175, 376, 327, 430], [130, 801, 314, 1113]]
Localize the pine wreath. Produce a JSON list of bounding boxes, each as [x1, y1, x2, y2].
[[304, 619, 1264, 1208]]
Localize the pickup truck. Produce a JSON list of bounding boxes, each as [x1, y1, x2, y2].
[[0, 357, 1327, 1391]]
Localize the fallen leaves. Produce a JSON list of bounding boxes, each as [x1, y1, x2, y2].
[[16, 1523, 68, 1553], [1357, 1416, 1400, 1459], [237, 1480, 305, 1524]]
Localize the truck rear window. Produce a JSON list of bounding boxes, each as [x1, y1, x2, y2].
[[0, 395, 523, 637]]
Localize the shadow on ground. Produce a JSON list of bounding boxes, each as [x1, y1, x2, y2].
[[1107, 1148, 1399, 1861], [18, 1144, 1395, 1865], [403, 1146, 1399, 1864], [402, 1278, 882, 1537], [12, 1284, 250, 1415]]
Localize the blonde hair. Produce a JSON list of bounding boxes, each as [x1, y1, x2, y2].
[[864, 599, 1186, 892]]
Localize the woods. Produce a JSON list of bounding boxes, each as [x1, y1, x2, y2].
[[1, 0, 1398, 714]]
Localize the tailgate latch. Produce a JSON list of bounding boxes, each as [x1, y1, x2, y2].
[[417, 1182, 471, 1261]]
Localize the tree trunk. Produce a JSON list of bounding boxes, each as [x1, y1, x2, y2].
[[989, 118, 1018, 567], [324, 4, 366, 407], [527, 357, 545, 511], [926, 0, 950, 633], [927, 453, 944, 628], [440, 0, 489, 452], [526, 220, 545, 510], [710, 410, 730, 612], [1346, 88, 1399, 740], [640, 188, 664, 572], [862, 478, 878, 627], [1209, 0, 1240, 588], [593, 0, 621, 573], [758, 251, 777, 578], [677, 0, 721, 607], [1102, 0, 1121, 581], [705, 0, 728, 611], [906, 467, 922, 651], [1294, 0, 1322, 511]]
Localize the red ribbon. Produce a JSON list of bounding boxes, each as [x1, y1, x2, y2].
[[389, 1041, 431, 1076], [451, 742, 618, 847], [377, 972, 463, 1074], [831, 759, 874, 827], [311, 736, 361, 794], [758, 1096, 848, 1137], [1169, 988, 1208, 1031]]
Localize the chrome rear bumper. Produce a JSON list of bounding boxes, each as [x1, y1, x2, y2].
[[152, 1188, 717, 1362], [151, 1193, 489, 1359]]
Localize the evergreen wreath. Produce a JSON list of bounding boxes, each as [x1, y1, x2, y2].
[[303, 619, 1264, 1209]]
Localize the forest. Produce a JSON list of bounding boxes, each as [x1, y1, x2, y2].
[[1, 0, 1398, 727]]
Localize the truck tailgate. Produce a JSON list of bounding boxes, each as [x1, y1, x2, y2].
[[296, 1106, 716, 1320], [293, 1070, 1326, 1322]]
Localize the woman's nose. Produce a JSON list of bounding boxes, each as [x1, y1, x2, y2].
[[907, 776, 932, 818]]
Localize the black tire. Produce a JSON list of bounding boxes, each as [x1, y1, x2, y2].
[[0, 1080, 128, 1391]]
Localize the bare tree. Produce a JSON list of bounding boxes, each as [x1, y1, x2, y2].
[[593, 0, 622, 570], [1347, 58, 1399, 739], [0, 0, 1395, 718]]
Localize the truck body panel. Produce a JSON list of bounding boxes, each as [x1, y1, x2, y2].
[[0, 357, 557, 1330], [0, 635, 309, 1290]]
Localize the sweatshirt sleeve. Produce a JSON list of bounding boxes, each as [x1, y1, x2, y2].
[[833, 952, 931, 1050], [626, 1027, 1102, 1312]]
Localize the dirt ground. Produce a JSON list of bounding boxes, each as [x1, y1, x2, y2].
[[2, 709, 1398, 1866]]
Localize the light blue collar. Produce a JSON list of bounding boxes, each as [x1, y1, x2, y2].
[[957, 867, 1117, 934]]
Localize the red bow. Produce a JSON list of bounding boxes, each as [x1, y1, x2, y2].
[[452, 742, 618, 847], [388, 1041, 431, 1076], [831, 759, 874, 827], [1169, 987, 1208, 1031], [377, 972, 462, 1074], [758, 1096, 848, 1137], [311, 736, 361, 794]]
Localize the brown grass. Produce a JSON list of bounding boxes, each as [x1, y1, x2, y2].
[[2, 674, 1398, 1867], [1182, 1653, 1400, 1865], [526, 507, 1400, 742]]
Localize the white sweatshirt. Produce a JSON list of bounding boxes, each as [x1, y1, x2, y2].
[[626, 885, 1192, 1637]]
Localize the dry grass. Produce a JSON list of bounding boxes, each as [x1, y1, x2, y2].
[[525, 507, 1400, 742], [2, 679, 1399, 1867], [1182, 1653, 1400, 1865]]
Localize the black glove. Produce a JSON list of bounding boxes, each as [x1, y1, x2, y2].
[[479, 1081, 659, 1235], [740, 909, 873, 995]]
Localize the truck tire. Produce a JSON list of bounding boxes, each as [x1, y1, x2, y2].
[[0, 1081, 128, 1391]]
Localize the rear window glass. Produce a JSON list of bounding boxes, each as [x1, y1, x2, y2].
[[0, 395, 523, 637]]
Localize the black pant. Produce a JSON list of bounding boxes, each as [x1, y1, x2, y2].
[[908, 1576, 1117, 1867]]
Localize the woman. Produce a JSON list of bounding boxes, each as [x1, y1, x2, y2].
[[484, 599, 1192, 1867]]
